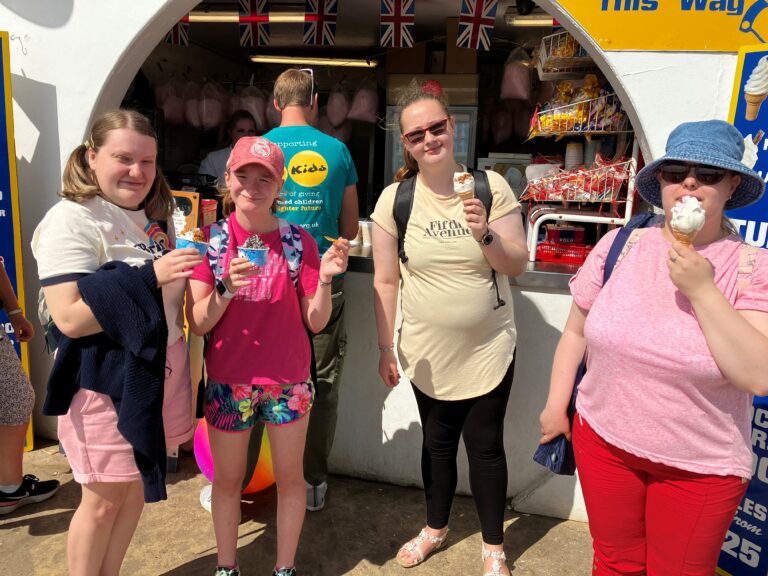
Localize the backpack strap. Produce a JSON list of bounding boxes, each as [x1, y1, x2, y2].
[[604, 211, 663, 284], [278, 218, 303, 288], [472, 168, 492, 220], [393, 176, 417, 264], [472, 169, 505, 309], [207, 217, 230, 281]]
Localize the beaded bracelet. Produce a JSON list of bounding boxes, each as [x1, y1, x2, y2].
[[378, 343, 395, 353]]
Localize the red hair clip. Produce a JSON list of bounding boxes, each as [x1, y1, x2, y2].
[[420, 80, 444, 98]]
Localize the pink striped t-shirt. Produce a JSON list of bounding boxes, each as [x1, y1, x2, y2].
[[570, 226, 768, 478], [190, 214, 320, 385]]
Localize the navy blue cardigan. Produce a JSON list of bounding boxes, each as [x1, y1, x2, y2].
[[43, 260, 169, 502]]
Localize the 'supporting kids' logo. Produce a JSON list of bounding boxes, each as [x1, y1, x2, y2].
[[287, 150, 329, 188]]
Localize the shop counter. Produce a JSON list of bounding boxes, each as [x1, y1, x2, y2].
[[330, 252, 587, 522], [348, 245, 577, 290]]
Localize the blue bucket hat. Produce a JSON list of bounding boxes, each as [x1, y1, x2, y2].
[[635, 120, 765, 210]]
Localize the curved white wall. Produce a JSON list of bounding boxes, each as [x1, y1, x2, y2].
[[0, 1, 742, 518], [0, 0, 197, 437]]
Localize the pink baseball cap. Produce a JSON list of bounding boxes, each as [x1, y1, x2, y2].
[[227, 136, 285, 181]]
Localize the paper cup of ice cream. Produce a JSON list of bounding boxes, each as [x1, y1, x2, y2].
[[238, 247, 268, 266], [176, 237, 209, 257]]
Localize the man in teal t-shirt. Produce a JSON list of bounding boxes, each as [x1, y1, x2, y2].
[[264, 68, 359, 512]]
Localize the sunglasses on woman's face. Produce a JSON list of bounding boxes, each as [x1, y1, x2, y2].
[[658, 162, 729, 186], [402, 117, 450, 145]]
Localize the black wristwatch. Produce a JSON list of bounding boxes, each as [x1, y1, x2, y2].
[[478, 228, 493, 246], [216, 279, 237, 299]]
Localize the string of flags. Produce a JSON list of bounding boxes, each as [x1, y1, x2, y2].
[[165, 0, 502, 51]]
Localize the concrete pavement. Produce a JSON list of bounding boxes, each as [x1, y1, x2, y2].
[[0, 442, 593, 575]]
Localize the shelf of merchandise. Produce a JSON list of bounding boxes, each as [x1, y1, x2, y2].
[[530, 93, 630, 137], [536, 31, 599, 81], [525, 140, 640, 263]]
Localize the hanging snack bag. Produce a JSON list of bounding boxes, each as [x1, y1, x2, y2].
[[347, 80, 379, 124], [240, 85, 268, 133], [199, 81, 226, 130], [159, 76, 186, 125], [500, 47, 532, 101], [327, 84, 350, 128], [183, 80, 202, 129]]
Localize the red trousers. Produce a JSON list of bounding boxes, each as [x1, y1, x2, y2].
[[573, 413, 747, 576]]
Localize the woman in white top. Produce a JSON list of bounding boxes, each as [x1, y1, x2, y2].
[[32, 109, 201, 575]]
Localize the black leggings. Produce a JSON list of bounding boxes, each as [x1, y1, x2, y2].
[[411, 357, 515, 545]]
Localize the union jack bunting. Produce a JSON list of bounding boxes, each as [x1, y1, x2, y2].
[[303, 0, 337, 46], [456, 0, 498, 51], [380, 0, 415, 48], [238, 0, 270, 47], [164, 19, 189, 47]]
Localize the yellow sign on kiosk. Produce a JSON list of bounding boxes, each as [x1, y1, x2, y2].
[[557, 0, 768, 52], [0, 31, 32, 451]]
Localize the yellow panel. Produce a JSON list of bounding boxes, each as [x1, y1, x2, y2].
[[558, 1, 768, 52]]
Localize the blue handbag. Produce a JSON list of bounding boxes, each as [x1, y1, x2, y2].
[[532, 212, 661, 475]]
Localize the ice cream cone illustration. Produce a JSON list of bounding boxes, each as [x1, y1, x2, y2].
[[670, 196, 705, 247], [454, 172, 475, 201], [745, 93, 767, 121], [744, 56, 768, 121]]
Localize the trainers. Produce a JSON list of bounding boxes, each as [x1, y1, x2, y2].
[[0, 475, 60, 515], [200, 484, 213, 513], [273, 568, 297, 576], [214, 566, 240, 576], [306, 481, 327, 511]]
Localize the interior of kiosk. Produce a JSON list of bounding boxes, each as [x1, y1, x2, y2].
[[120, 0, 641, 264]]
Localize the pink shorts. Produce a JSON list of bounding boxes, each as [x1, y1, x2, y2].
[[58, 337, 194, 484]]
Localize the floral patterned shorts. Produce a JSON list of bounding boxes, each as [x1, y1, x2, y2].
[[204, 378, 315, 432]]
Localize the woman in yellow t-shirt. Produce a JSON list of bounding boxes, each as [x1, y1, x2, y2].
[[371, 80, 528, 576]]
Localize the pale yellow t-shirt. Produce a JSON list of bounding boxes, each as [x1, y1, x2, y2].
[[371, 170, 519, 400]]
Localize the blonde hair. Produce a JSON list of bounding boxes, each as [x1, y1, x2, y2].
[[273, 69, 313, 110], [393, 79, 451, 182], [62, 109, 173, 222]]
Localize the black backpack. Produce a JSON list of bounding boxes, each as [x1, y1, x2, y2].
[[393, 169, 506, 309]]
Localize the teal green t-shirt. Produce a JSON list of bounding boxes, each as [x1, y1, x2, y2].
[[264, 125, 358, 255]]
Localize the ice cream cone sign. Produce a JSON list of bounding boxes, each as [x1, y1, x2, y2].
[[744, 56, 768, 121]]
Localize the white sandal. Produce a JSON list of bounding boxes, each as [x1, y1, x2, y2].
[[481, 546, 508, 576], [396, 527, 449, 568]]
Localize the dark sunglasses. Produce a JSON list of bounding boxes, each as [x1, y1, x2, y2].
[[658, 162, 729, 186], [402, 117, 450, 145]]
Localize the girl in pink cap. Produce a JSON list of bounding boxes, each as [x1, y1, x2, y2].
[[186, 136, 350, 576]]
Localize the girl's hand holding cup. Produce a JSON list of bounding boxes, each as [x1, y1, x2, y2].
[[226, 256, 260, 290], [154, 248, 203, 286]]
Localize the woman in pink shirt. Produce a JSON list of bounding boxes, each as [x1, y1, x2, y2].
[[186, 136, 349, 576], [540, 120, 768, 575]]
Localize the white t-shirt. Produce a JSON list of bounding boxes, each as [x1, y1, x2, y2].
[[31, 196, 185, 343]]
